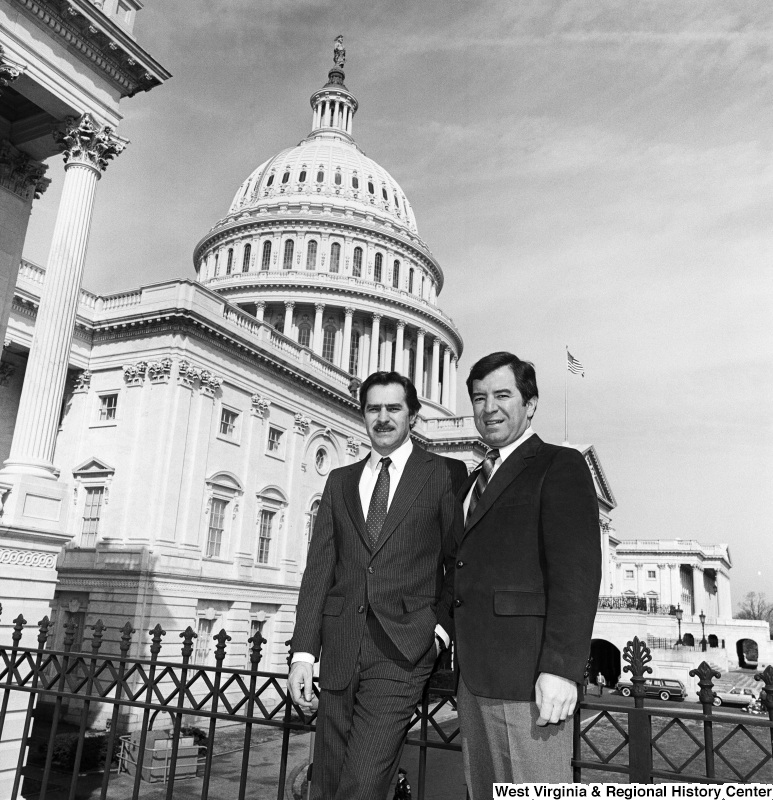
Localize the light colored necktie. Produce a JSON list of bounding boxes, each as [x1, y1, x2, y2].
[[466, 449, 500, 522], [366, 457, 392, 548]]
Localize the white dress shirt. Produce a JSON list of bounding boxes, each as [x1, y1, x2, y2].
[[463, 426, 536, 518]]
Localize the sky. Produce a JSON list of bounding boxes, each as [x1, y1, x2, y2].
[[22, 0, 773, 609]]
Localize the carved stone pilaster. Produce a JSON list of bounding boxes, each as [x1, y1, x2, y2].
[[54, 113, 128, 173], [199, 370, 222, 397], [177, 360, 200, 388], [147, 358, 172, 383], [251, 393, 271, 417], [294, 414, 311, 435], [0, 45, 25, 90], [72, 370, 92, 393], [0, 140, 50, 201], [123, 360, 148, 386]]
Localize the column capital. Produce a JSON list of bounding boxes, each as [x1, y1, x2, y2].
[[0, 140, 50, 201], [433, 336, 441, 346], [444, 344, 452, 354], [256, 300, 266, 309], [396, 319, 406, 330], [284, 300, 295, 309], [315, 302, 325, 313], [344, 306, 355, 317], [54, 113, 128, 173], [0, 45, 26, 90], [417, 328, 426, 337], [372, 312, 382, 321]]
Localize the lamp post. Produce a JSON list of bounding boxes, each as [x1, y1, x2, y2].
[[699, 610, 707, 652], [675, 604, 683, 646]]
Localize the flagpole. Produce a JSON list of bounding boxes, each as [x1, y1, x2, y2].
[[564, 345, 568, 443]]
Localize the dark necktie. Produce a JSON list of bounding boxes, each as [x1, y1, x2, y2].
[[366, 457, 392, 548], [466, 449, 500, 523]]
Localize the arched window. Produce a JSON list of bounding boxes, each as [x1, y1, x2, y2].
[[394, 192, 399, 208], [329, 242, 341, 274], [322, 327, 336, 363], [283, 240, 294, 270], [352, 246, 363, 278], [348, 330, 360, 375], [306, 240, 318, 270], [382, 187, 388, 202], [683, 633, 695, 647], [242, 243, 251, 272], [317, 169, 325, 183], [214, 252, 219, 276], [392, 260, 400, 288], [281, 170, 290, 184], [299, 169, 307, 183], [374, 253, 383, 283], [266, 173, 275, 187], [368, 180, 374, 194], [261, 240, 272, 270], [298, 326, 311, 348], [352, 175, 359, 190], [225, 248, 233, 275], [408, 267, 414, 293], [334, 171, 342, 186]]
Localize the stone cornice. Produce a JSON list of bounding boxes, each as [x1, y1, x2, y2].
[[12, 0, 170, 97]]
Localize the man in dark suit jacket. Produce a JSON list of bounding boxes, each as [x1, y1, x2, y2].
[[289, 371, 467, 800], [451, 352, 601, 794]]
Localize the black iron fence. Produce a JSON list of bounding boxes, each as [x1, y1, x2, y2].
[[1, 609, 772, 800]]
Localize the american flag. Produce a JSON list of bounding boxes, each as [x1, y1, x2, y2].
[[567, 350, 585, 376]]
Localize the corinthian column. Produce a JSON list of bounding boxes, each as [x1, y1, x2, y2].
[[2, 114, 127, 479], [369, 313, 382, 373], [441, 346, 452, 407], [414, 329, 425, 396], [430, 338, 441, 403], [394, 320, 405, 374], [313, 303, 324, 355], [340, 307, 354, 372]]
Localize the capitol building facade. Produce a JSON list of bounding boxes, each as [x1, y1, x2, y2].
[[0, 22, 769, 736]]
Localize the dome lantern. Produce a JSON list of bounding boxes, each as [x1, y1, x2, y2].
[[309, 35, 358, 141]]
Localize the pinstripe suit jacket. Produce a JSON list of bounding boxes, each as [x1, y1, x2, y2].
[[290, 445, 466, 691]]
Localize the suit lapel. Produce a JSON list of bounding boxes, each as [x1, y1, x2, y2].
[[342, 456, 370, 547], [371, 446, 434, 557], [462, 435, 543, 538]]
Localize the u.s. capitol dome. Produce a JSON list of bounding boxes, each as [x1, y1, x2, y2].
[[193, 51, 462, 415]]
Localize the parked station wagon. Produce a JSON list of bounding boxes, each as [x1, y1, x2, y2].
[[615, 677, 687, 701]]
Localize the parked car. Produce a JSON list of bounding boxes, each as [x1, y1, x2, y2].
[[615, 678, 687, 701], [711, 687, 758, 708]]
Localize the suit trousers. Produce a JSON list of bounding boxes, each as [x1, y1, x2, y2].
[[310, 612, 436, 800], [457, 675, 572, 797]]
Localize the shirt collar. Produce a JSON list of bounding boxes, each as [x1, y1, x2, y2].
[[495, 426, 536, 465], [368, 437, 413, 472]]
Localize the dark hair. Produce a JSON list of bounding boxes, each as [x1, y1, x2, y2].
[[465, 351, 538, 404], [359, 371, 422, 417]]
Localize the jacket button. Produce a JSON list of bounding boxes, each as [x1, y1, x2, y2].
[[357, 605, 365, 613], [456, 560, 465, 568], [368, 566, 374, 574], [454, 599, 463, 607]]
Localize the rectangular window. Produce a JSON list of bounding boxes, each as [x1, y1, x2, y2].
[[206, 498, 226, 558], [647, 570, 657, 579], [258, 510, 274, 564], [81, 486, 105, 547], [321, 328, 336, 363], [219, 408, 238, 438], [194, 618, 214, 664], [267, 427, 283, 455], [625, 569, 634, 579], [99, 394, 118, 421]]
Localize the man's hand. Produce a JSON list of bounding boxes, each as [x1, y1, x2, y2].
[[534, 672, 577, 726], [288, 661, 315, 709]]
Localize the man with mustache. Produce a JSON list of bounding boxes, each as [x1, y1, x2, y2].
[[289, 370, 467, 800], [452, 351, 601, 792]]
